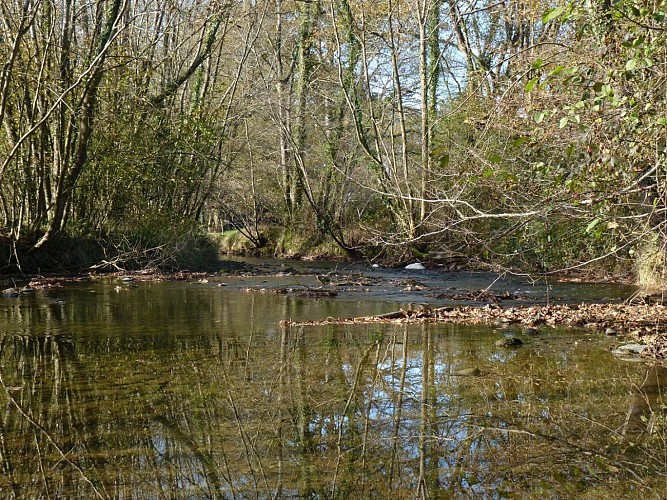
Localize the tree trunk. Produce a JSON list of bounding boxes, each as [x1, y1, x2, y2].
[[34, 0, 124, 249], [290, 0, 319, 219]]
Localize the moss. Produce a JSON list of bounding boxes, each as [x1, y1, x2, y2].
[[211, 228, 276, 257], [213, 226, 353, 261], [212, 230, 252, 254], [275, 229, 311, 258], [309, 240, 349, 260]]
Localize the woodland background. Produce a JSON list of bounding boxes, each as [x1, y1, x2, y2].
[[1, 0, 666, 281]]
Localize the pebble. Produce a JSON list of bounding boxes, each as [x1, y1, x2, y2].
[[405, 262, 426, 270]]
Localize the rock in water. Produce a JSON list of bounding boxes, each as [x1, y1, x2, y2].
[[405, 262, 426, 270], [612, 343, 647, 360], [495, 337, 523, 348]]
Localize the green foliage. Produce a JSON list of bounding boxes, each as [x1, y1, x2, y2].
[[2, 0, 667, 278]]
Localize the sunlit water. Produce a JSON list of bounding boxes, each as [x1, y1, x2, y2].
[[0, 267, 665, 498]]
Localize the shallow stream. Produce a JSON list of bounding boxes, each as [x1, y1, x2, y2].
[[0, 262, 665, 497]]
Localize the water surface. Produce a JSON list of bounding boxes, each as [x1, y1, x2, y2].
[[0, 270, 664, 498]]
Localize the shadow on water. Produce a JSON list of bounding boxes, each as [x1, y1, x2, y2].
[[0, 278, 665, 497]]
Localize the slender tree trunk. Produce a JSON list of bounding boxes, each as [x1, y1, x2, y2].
[[34, 0, 125, 249], [387, 0, 416, 239], [417, 0, 430, 225], [275, 0, 293, 219], [290, 0, 319, 219]]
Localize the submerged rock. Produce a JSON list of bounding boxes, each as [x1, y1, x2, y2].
[[495, 337, 523, 348], [612, 343, 648, 360], [605, 327, 618, 336]]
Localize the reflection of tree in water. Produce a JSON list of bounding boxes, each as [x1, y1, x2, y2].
[[1, 316, 667, 497], [624, 364, 667, 436], [0, 332, 108, 498]]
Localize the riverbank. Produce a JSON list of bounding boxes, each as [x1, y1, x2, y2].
[[0, 227, 638, 285]]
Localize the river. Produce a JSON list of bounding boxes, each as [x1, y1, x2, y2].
[[0, 261, 664, 497]]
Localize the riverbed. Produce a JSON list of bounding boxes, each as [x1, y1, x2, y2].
[[0, 262, 664, 497]]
